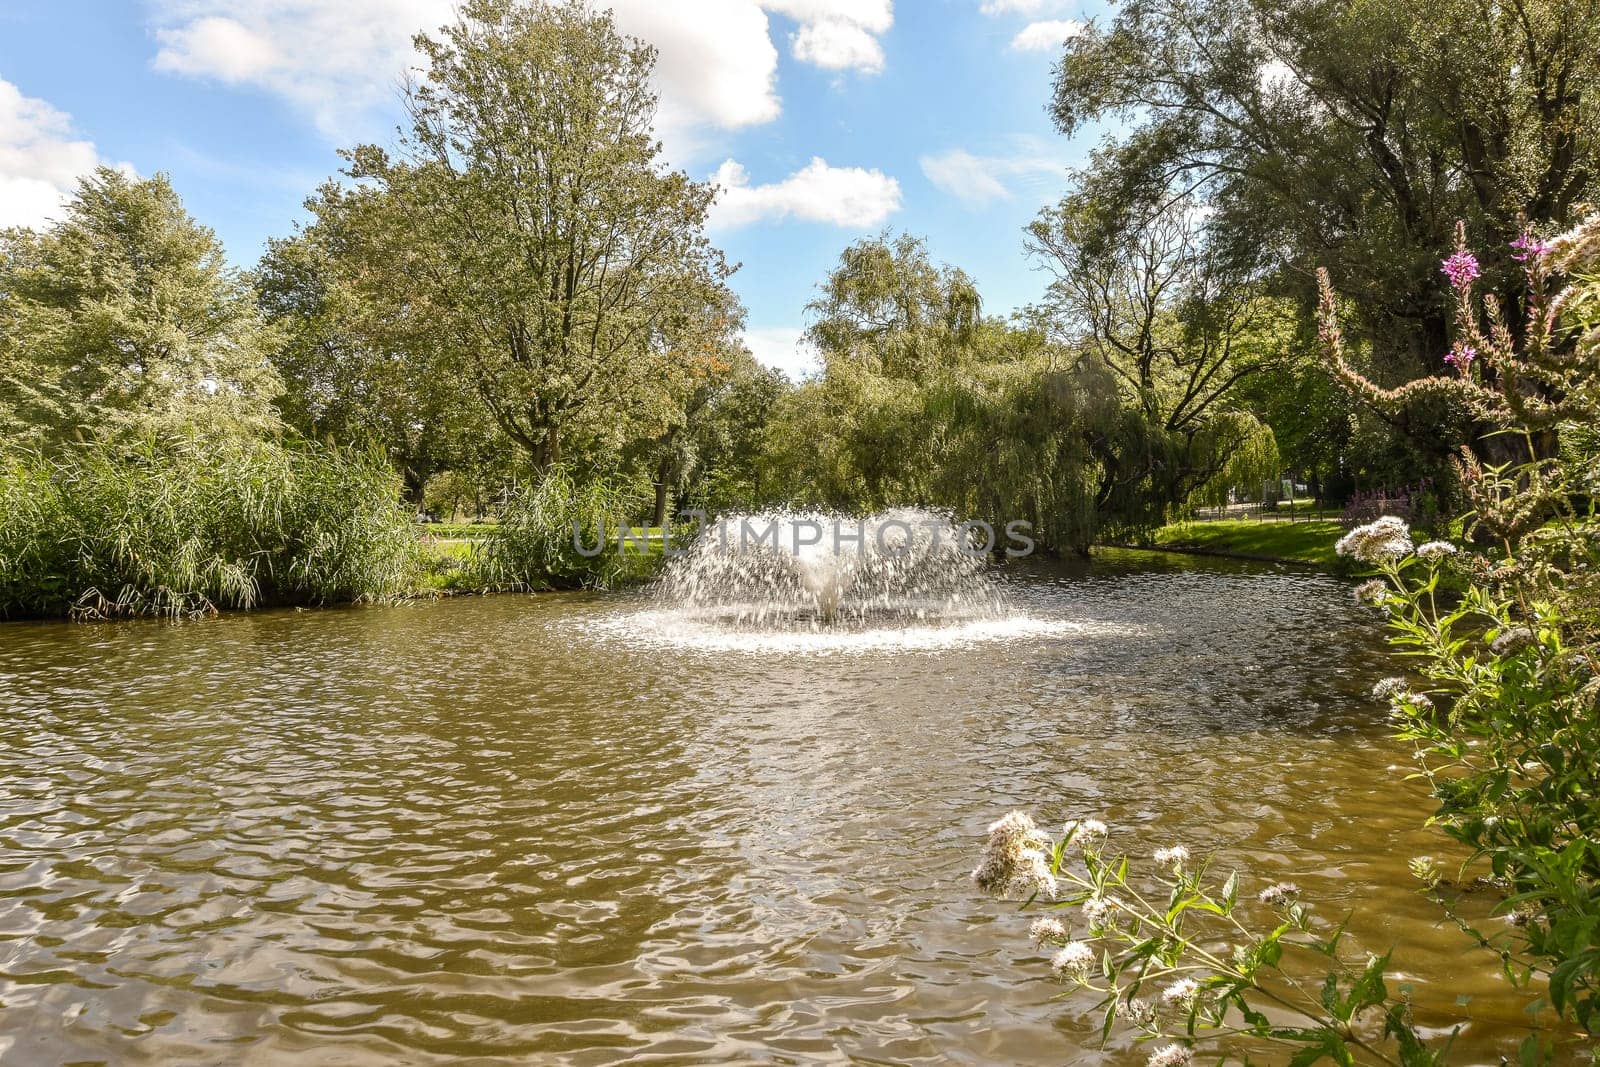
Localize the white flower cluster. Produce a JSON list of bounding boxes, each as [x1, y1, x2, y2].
[[971, 811, 1057, 899], [1257, 881, 1300, 907], [1153, 845, 1190, 870], [1371, 676, 1409, 700], [1335, 516, 1414, 563], [1161, 977, 1199, 1005], [1352, 578, 1390, 607], [1050, 940, 1096, 980], [1029, 916, 1066, 944], [1063, 818, 1108, 845], [1415, 540, 1458, 560], [1146, 1044, 1194, 1067]]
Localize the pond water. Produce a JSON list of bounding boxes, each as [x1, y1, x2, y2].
[[0, 551, 1540, 1064]]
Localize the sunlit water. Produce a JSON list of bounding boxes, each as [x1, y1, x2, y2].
[[0, 551, 1548, 1064]]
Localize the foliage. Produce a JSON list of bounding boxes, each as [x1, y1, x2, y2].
[[472, 471, 654, 591], [1327, 214, 1600, 1036], [806, 232, 982, 381], [0, 434, 417, 619], [761, 234, 1280, 553], [1050, 0, 1600, 374], [973, 813, 1448, 1066], [0, 168, 282, 448], [334, 0, 735, 474], [255, 211, 494, 504]]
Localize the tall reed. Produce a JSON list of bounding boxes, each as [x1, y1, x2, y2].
[[0, 434, 418, 619]]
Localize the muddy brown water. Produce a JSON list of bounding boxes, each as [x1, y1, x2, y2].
[[0, 551, 1549, 1064]]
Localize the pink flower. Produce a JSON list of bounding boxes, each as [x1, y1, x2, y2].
[[1510, 234, 1548, 263], [1441, 250, 1480, 289], [1444, 343, 1477, 371]]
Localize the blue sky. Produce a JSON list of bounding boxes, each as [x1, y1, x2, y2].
[[0, 0, 1106, 377]]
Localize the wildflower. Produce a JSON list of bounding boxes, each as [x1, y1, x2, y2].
[[1147, 1045, 1195, 1067], [1050, 940, 1096, 979], [1064, 818, 1107, 844], [1510, 233, 1549, 263], [1415, 540, 1458, 560], [1030, 916, 1066, 944], [1161, 977, 1200, 1004], [1082, 895, 1116, 929], [1011, 848, 1059, 900], [1441, 249, 1480, 289], [1404, 692, 1434, 712], [1372, 676, 1409, 701], [972, 811, 1053, 895], [1154, 845, 1190, 870], [1335, 516, 1414, 564], [1120, 998, 1156, 1028], [1258, 882, 1300, 907], [1504, 908, 1536, 928], [1490, 626, 1535, 656], [1443, 342, 1477, 372], [1353, 579, 1389, 607]]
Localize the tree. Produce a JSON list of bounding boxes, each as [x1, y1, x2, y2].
[[338, 0, 734, 474], [806, 233, 982, 381], [1028, 196, 1284, 511], [1050, 0, 1600, 374], [256, 189, 495, 507], [0, 168, 281, 447]]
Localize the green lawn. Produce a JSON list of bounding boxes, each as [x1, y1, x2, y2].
[[1147, 519, 1346, 569]]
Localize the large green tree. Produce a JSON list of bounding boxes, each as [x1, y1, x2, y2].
[[255, 188, 494, 506], [0, 168, 281, 447], [336, 0, 735, 474], [1050, 0, 1600, 371]]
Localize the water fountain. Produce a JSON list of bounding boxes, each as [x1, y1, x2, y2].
[[655, 508, 1009, 629]]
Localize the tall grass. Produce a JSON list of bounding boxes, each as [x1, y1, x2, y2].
[[0, 435, 419, 619], [473, 472, 653, 591]]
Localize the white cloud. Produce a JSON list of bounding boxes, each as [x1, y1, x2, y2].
[[709, 157, 901, 229], [1010, 19, 1083, 52], [0, 76, 118, 229], [146, 1, 893, 150], [744, 325, 818, 379], [765, 0, 892, 74], [919, 143, 1067, 207], [978, 0, 1062, 15]]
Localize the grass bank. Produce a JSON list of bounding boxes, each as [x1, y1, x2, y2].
[[1134, 519, 1347, 570]]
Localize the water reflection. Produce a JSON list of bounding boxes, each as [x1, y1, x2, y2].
[[0, 551, 1538, 1063]]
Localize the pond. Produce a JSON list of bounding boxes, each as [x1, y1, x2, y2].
[[0, 551, 1531, 1064]]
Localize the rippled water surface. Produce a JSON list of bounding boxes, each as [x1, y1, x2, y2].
[[0, 552, 1540, 1064]]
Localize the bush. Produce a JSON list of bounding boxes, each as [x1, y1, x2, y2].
[[1324, 216, 1600, 1040], [0, 434, 419, 619], [472, 471, 655, 591]]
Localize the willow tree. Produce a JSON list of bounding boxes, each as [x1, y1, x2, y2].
[[1029, 196, 1283, 514], [806, 233, 982, 381], [0, 168, 281, 448], [339, 0, 734, 474]]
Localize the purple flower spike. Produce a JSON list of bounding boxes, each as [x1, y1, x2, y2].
[[1442, 250, 1480, 289], [1443, 343, 1477, 372], [1510, 234, 1549, 263]]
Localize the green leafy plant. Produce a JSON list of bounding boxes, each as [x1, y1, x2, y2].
[[1325, 214, 1600, 1042], [972, 813, 1448, 1066]]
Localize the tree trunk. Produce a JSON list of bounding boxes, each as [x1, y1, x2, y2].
[[402, 465, 429, 511], [653, 452, 674, 528]]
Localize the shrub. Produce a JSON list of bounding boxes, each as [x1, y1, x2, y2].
[[0, 434, 418, 619], [1324, 216, 1600, 1038], [471, 471, 654, 591]]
